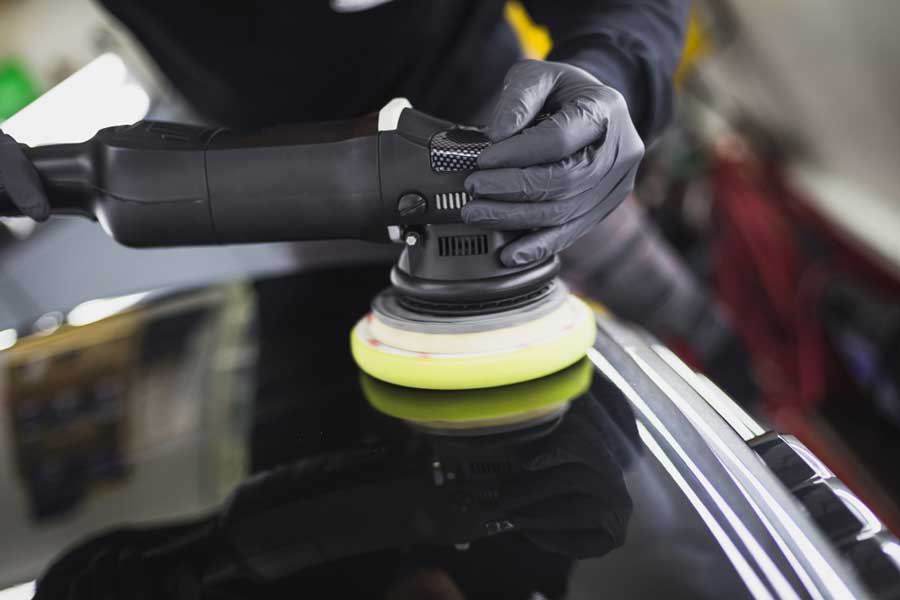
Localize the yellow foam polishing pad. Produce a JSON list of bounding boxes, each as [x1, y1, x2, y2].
[[350, 294, 596, 390], [360, 357, 593, 431]]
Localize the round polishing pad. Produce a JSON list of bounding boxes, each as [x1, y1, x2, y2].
[[360, 357, 593, 435], [351, 291, 596, 390]]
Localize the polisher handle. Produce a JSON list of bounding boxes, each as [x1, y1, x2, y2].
[[0, 107, 487, 247], [0, 118, 390, 246]]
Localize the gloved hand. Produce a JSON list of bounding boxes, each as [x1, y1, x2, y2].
[[0, 130, 49, 221], [462, 60, 644, 267], [497, 395, 633, 559], [35, 519, 214, 600]]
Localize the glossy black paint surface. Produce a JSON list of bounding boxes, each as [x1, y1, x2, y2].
[[0, 267, 753, 599]]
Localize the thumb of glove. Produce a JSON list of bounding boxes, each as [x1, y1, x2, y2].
[[0, 131, 50, 221]]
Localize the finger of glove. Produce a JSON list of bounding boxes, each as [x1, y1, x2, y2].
[[461, 154, 618, 231], [521, 437, 619, 478], [479, 96, 609, 169], [517, 412, 619, 473], [461, 194, 593, 231], [509, 494, 631, 533], [0, 133, 50, 221], [461, 145, 619, 231], [499, 166, 635, 266], [522, 528, 624, 560], [517, 441, 589, 472], [465, 137, 615, 203], [500, 464, 609, 510], [483, 59, 561, 143]]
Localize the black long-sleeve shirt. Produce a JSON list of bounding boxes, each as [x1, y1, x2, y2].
[[99, 0, 689, 140]]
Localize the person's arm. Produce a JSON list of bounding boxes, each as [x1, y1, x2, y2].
[[457, 1, 688, 264], [522, 0, 691, 142]]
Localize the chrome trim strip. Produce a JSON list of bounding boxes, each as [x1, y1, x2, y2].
[[589, 316, 870, 599], [651, 342, 765, 441], [591, 347, 802, 599], [831, 484, 884, 543], [781, 435, 835, 480], [724, 466, 828, 600], [636, 421, 776, 600], [626, 349, 849, 595], [881, 538, 900, 570]]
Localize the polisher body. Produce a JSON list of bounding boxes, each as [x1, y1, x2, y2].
[[0, 98, 598, 389]]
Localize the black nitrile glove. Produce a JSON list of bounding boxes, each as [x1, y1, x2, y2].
[[498, 396, 633, 559], [0, 130, 50, 221], [35, 519, 214, 600], [462, 60, 644, 267]]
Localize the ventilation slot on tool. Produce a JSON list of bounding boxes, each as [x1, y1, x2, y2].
[[435, 192, 471, 210], [438, 234, 488, 257], [468, 461, 512, 475]]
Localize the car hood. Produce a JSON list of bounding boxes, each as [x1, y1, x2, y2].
[[0, 266, 869, 599]]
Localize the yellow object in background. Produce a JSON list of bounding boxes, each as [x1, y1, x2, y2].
[[505, 2, 551, 59], [675, 10, 712, 85], [506, 1, 708, 87]]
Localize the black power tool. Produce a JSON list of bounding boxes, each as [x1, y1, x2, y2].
[[0, 100, 596, 389]]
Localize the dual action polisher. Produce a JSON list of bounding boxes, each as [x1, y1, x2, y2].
[[0, 99, 596, 389]]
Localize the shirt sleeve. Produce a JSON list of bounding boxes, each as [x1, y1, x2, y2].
[[521, 0, 691, 142]]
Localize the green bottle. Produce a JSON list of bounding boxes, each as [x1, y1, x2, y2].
[[0, 58, 40, 120]]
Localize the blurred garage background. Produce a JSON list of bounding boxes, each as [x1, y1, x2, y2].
[[2, 0, 900, 546]]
